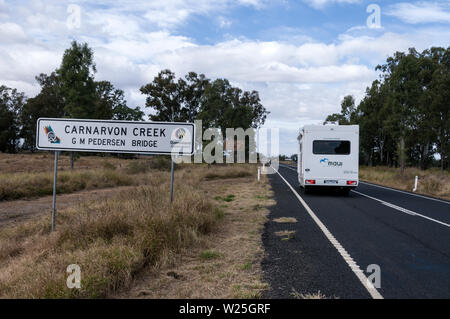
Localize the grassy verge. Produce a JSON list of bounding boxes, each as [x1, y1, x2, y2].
[[0, 153, 138, 173], [124, 165, 273, 299], [0, 169, 135, 201], [359, 166, 450, 201], [0, 168, 223, 298], [0, 164, 267, 299], [0, 157, 176, 201]]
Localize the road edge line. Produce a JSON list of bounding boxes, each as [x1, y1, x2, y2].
[[274, 168, 384, 299]]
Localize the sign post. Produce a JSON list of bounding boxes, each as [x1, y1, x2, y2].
[[170, 160, 175, 203], [51, 151, 59, 231], [37, 118, 195, 230]]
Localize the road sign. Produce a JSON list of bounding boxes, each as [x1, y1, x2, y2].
[[36, 118, 195, 155]]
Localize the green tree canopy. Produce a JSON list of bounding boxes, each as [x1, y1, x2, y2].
[[325, 46, 450, 171], [20, 72, 65, 150], [94, 80, 144, 121], [0, 86, 25, 153], [57, 41, 97, 118]]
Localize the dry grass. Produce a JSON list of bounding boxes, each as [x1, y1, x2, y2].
[[0, 152, 139, 174], [0, 156, 178, 201], [203, 165, 253, 180], [359, 166, 450, 201], [274, 230, 296, 241], [0, 163, 270, 299], [122, 165, 274, 299], [0, 169, 135, 201], [291, 288, 328, 299], [0, 167, 223, 298], [273, 217, 297, 223]]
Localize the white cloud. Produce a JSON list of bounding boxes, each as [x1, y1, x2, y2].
[[386, 2, 450, 24], [304, 0, 361, 9], [0, 22, 27, 43], [82, 0, 266, 29], [217, 16, 232, 28]]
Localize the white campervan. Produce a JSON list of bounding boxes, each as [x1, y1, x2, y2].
[[297, 124, 359, 195]]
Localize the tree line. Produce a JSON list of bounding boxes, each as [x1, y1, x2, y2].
[[0, 41, 268, 154], [326, 47, 449, 171]]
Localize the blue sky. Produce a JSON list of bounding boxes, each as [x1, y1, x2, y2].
[[0, 0, 449, 155]]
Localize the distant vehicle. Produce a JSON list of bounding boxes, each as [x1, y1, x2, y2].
[[297, 124, 359, 195]]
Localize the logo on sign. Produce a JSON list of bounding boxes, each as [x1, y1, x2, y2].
[[44, 125, 61, 144], [170, 127, 191, 149], [174, 128, 186, 140], [320, 158, 343, 167]]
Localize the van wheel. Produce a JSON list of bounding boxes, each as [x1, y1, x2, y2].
[[303, 186, 310, 194], [341, 188, 350, 196]]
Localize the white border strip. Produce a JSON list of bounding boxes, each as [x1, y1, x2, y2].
[[353, 190, 450, 228], [274, 168, 383, 299]]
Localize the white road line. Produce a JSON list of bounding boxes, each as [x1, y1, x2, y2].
[[352, 190, 450, 228], [274, 168, 383, 300], [359, 181, 450, 205]]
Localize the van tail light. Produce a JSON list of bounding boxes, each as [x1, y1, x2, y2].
[[347, 180, 357, 185], [305, 179, 316, 185]]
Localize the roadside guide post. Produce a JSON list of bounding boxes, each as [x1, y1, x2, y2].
[[51, 151, 59, 231], [36, 118, 195, 231]]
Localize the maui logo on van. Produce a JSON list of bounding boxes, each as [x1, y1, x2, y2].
[[319, 158, 343, 167]]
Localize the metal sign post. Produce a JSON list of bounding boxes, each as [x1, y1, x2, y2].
[[170, 160, 175, 203], [51, 151, 59, 231]]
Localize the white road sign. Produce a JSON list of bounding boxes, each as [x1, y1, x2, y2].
[[36, 118, 195, 155]]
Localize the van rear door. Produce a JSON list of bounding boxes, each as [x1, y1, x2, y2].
[[305, 133, 358, 186]]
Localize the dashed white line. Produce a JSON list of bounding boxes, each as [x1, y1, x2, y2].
[[352, 190, 450, 228], [274, 168, 383, 300], [358, 181, 450, 205]]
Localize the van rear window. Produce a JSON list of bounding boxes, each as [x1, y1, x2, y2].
[[313, 140, 350, 155]]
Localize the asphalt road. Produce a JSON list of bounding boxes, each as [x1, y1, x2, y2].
[[262, 164, 450, 299]]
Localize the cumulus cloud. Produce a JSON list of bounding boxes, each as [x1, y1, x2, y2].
[[386, 2, 450, 24], [303, 0, 361, 9]]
